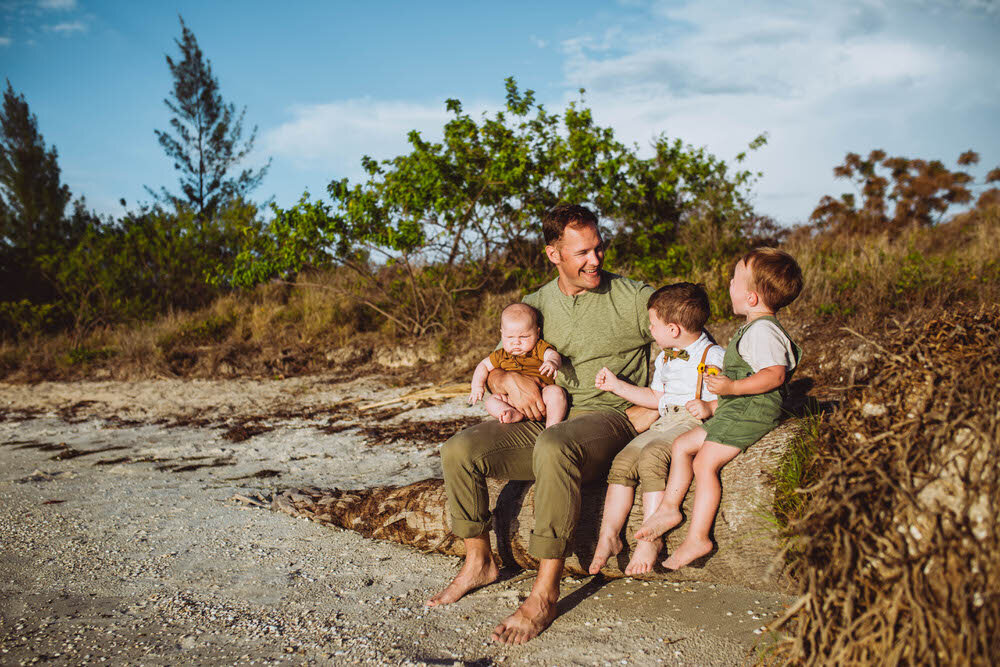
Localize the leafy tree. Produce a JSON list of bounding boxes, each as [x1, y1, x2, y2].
[[150, 17, 269, 221], [811, 149, 1000, 235], [227, 78, 764, 335]]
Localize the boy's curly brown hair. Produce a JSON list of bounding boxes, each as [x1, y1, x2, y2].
[[742, 247, 803, 311]]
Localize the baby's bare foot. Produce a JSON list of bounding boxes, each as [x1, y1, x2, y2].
[[624, 537, 662, 575], [490, 592, 558, 644], [662, 537, 714, 570], [588, 533, 623, 574], [634, 506, 682, 541], [498, 408, 524, 424], [426, 556, 499, 607]]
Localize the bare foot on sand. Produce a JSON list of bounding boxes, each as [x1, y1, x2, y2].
[[588, 532, 623, 574], [498, 408, 524, 424], [491, 593, 558, 644], [426, 556, 499, 607], [634, 505, 682, 541], [662, 536, 714, 570], [624, 537, 662, 576]]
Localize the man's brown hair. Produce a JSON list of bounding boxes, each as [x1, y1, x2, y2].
[[647, 282, 711, 332], [741, 247, 803, 311], [542, 204, 599, 245]]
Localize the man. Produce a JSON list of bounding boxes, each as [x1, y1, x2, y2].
[[426, 204, 656, 644]]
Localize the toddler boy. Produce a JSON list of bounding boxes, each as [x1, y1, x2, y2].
[[468, 303, 568, 428], [588, 283, 724, 575], [636, 248, 803, 570]]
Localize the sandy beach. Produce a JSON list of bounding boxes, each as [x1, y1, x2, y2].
[[1, 374, 793, 665]]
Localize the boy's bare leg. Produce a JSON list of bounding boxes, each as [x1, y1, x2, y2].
[[483, 394, 524, 424], [663, 440, 740, 570], [426, 534, 499, 607], [491, 558, 562, 644], [541, 385, 568, 428], [588, 484, 633, 574], [624, 490, 665, 575], [635, 427, 707, 541]]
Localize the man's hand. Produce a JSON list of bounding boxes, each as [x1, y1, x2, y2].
[[594, 367, 622, 393], [626, 405, 659, 434], [684, 398, 712, 420], [488, 369, 545, 421]]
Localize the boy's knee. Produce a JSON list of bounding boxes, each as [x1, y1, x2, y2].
[[692, 452, 723, 478], [637, 448, 669, 481]]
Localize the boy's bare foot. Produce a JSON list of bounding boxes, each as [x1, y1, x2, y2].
[[490, 592, 558, 644], [498, 408, 524, 424], [624, 537, 662, 575], [634, 505, 682, 541], [587, 533, 623, 574], [426, 556, 499, 607], [662, 537, 714, 570]]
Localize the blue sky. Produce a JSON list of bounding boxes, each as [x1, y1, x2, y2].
[[2, 0, 999, 225]]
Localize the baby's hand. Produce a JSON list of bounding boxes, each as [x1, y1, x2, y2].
[[538, 360, 558, 378], [469, 385, 485, 405], [705, 374, 735, 396], [685, 399, 711, 420], [594, 367, 620, 392]]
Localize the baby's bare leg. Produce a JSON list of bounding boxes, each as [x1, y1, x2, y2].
[[540, 385, 567, 428], [662, 440, 739, 570], [635, 427, 707, 541], [483, 394, 524, 424]]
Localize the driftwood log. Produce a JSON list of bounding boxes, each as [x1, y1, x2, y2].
[[273, 420, 801, 593]]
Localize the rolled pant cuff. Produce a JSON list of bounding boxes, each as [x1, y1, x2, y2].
[[450, 517, 491, 539], [639, 479, 666, 494], [529, 533, 570, 560]]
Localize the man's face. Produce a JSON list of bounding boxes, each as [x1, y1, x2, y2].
[[546, 223, 604, 295]]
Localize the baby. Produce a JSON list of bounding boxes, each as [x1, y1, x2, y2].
[[468, 303, 568, 428], [636, 247, 803, 570]]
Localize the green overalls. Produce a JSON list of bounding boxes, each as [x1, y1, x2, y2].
[[703, 316, 802, 451]]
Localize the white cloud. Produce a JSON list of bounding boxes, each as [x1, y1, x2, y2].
[[263, 98, 457, 179], [38, 0, 76, 9], [46, 20, 86, 34], [0, 37, 11, 46], [556, 0, 1000, 224]]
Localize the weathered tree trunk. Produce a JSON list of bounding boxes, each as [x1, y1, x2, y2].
[[273, 421, 800, 593]]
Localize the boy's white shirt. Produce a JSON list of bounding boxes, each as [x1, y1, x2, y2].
[[649, 331, 725, 415], [737, 319, 797, 373]]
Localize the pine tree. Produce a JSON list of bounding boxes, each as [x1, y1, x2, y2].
[[0, 80, 74, 253], [150, 16, 269, 220]]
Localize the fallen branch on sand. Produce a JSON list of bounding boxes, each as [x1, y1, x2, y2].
[[272, 420, 801, 593], [358, 383, 470, 411]]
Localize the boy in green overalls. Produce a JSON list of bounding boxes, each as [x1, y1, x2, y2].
[[635, 247, 803, 570]]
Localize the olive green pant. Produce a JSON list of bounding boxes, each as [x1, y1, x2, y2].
[[440, 409, 637, 560], [605, 407, 702, 494]]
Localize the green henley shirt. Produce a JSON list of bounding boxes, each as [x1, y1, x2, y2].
[[522, 271, 654, 412]]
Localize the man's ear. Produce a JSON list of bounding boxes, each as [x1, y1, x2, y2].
[[545, 243, 561, 265]]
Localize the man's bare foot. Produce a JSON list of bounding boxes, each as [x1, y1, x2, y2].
[[662, 536, 714, 570], [634, 505, 682, 541], [587, 533, 623, 574], [426, 556, 499, 607], [624, 537, 662, 575], [498, 408, 524, 424], [490, 592, 558, 644]]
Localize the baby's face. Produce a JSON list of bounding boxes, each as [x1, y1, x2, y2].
[[500, 319, 539, 356]]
